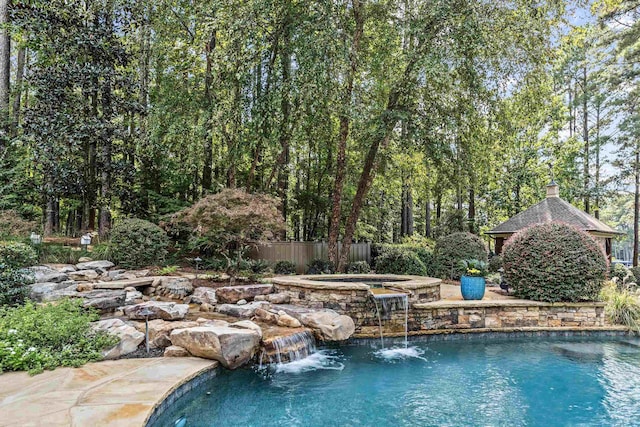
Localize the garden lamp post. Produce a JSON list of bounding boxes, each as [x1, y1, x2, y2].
[[30, 232, 42, 245], [138, 307, 154, 353], [194, 257, 202, 280], [80, 233, 92, 251]]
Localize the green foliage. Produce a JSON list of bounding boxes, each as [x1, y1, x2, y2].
[[373, 244, 435, 275], [0, 299, 118, 374], [306, 259, 335, 275], [0, 242, 38, 269], [0, 265, 32, 307], [433, 233, 488, 280], [109, 218, 169, 269], [274, 260, 296, 275], [460, 259, 488, 278], [158, 265, 179, 276], [0, 211, 37, 239], [375, 250, 427, 276], [488, 255, 503, 273], [503, 223, 608, 302], [36, 244, 90, 265], [346, 261, 371, 274], [610, 263, 635, 287], [631, 267, 640, 284], [170, 189, 284, 266], [600, 282, 640, 332], [247, 259, 271, 274]]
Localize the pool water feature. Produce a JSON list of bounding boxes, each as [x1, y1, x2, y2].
[[150, 336, 640, 426], [259, 330, 317, 366], [371, 289, 410, 349]]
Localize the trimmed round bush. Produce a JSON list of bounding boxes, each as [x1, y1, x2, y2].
[[274, 260, 296, 275], [502, 222, 607, 302], [433, 232, 487, 279], [346, 261, 371, 274], [375, 250, 427, 276], [0, 242, 37, 269], [109, 218, 169, 269], [0, 264, 31, 306]]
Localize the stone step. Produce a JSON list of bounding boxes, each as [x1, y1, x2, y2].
[[93, 277, 157, 290]]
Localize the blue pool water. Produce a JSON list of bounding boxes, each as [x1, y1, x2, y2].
[[151, 337, 640, 426]]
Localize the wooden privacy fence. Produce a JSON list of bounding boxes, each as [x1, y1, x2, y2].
[[250, 242, 371, 274]]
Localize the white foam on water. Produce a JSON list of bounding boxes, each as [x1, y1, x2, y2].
[[273, 350, 345, 374], [374, 346, 428, 362]]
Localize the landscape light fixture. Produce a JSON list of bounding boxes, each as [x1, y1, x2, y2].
[[194, 257, 202, 280], [138, 307, 155, 353]]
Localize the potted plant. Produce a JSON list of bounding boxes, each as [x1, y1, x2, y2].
[[459, 259, 488, 300]]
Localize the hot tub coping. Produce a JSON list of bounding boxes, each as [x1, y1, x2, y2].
[[269, 274, 441, 292]]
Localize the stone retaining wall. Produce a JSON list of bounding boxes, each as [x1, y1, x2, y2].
[[357, 301, 608, 337]]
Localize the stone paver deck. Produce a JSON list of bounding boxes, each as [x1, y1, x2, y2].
[[0, 357, 216, 427]]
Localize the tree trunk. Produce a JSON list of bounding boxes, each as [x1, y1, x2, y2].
[[634, 148, 639, 267], [12, 46, 26, 134], [583, 66, 590, 214], [594, 101, 601, 219], [99, 6, 114, 237], [425, 196, 431, 238], [0, 0, 9, 140], [328, 0, 364, 266], [468, 188, 476, 233], [401, 183, 414, 237], [202, 31, 216, 194]]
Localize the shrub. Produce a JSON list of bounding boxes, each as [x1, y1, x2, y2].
[[433, 232, 487, 279], [247, 259, 271, 274], [600, 282, 640, 332], [502, 222, 607, 302], [610, 263, 635, 288], [109, 218, 169, 268], [306, 259, 335, 275], [0, 242, 37, 269], [0, 210, 37, 239], [0, 264, 31, 306], [346, 261, 371, 274], [372, 243, 435, 275], [274, 260, 296, 275], [200, 257, 228, 271], [631, 267, 640, 284], [375, 250, 427, 276], [0, 299, 118, 374], [488, 255, 503, 273]]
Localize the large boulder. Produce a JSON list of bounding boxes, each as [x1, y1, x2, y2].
[[132, 319, 200, 348], [191, 287, 217, 305], [170, 324, 260, 369], [216, 301, 270, 318], [41, 289, 81, 302], [68, 270, 99, 281], [76, 260, 115, 271], [216, 284, 274, 304], [124, 301, 189, 321], [93, 319, 144, 359], [34, 272, 69, 284], [26, 266, 58, 283], [164, 345, 190, 357], [156, 277, 193, 299], [276, 305, 355, 342], [29, 282, 74, 301], [82, 290, 127, 311]]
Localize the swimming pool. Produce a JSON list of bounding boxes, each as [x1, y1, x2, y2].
[[150, 336, 640, 426]]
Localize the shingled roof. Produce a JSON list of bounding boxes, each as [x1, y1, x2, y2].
[[486, 183, 623, 237]]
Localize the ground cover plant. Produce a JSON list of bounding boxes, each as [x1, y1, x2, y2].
[[0, 299, 117, 374], [502, 223, 608, 302]]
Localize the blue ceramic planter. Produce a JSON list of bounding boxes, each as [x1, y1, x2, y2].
[[461, 276, 486, 300]]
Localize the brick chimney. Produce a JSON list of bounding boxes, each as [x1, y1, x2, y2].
[[546, 180, 559, 198]]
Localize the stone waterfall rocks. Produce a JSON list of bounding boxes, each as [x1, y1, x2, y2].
[[124, 301, 189, 321], [216, 301, 270, 318], [68, 270, 99, 281], [92, 318, 145, 359], [274, 305, 356, 342], [75, 260, 115, 271], [215, 284, 274, 304], [170, 322, 261, 369], [132, 319, 200, 349]]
